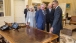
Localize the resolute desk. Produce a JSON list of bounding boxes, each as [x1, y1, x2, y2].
[[0, 26, 58, 43]]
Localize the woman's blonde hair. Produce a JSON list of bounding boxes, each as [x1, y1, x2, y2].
[[29, 6, 35, 11]]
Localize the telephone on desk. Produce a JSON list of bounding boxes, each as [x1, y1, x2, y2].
[[0, 22, 19, 31]]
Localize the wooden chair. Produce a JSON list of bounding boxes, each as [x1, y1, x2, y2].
[[70, 16, 76, 24]]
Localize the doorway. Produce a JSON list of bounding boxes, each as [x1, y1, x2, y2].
[[14, 0, 25, 23]]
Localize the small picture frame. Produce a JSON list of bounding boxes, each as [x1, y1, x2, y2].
[[66, 3, 70, 9]]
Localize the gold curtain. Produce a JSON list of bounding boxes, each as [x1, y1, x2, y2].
[[4, 0, 11, 16], [28, 0, 32, 6]]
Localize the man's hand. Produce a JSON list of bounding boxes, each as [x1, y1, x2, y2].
[[49, 27, 53, 33], [26, 22, 30, 26]]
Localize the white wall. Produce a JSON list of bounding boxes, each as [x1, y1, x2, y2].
[[0, 16, 14, 26], [14, 0, 29, 23], [59, 3, 66, 19], [14, 0, 25, 23]]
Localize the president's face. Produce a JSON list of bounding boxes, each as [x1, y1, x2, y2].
[[52, 2, 57, 8]]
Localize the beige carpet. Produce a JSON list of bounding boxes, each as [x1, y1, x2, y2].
[[60, 33, 75, 43]]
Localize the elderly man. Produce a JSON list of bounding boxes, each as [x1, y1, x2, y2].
[[46, 3, 55, 32], [35, 3, 46, 30], [49, 1, 63, 43]]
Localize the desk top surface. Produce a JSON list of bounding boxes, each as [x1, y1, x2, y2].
[[0, 27, 58, 43]]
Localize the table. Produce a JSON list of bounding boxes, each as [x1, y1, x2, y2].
[[0, 26, 58, 43], [61, 25, 76, 36]]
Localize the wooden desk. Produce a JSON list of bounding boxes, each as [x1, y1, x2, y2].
[[0, 27, 58, 43]]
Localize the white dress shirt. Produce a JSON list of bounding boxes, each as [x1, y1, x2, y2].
[[49, 9, 51, 12], [55, 6, 59, 9]]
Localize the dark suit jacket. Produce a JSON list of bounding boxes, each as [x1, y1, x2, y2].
[[52, 6, 63, 32], [35, 9, 46, 30], [24, 8, 28, 18], [46, 9, 55, 24]]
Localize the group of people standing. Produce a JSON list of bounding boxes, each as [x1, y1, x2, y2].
[[24, 1, 63, 43]]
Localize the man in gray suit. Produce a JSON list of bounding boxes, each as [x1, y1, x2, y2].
[[49, 1, 63, 43]]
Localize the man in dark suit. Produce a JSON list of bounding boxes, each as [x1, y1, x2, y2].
[[35, 3, 46, 30], [46, 3, 55, 32], [24, 5, 29, 18], [49, 1, 63, 43]]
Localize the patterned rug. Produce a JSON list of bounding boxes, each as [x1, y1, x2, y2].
[[60, 33, 75, 43]]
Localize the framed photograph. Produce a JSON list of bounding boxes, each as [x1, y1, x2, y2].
[[66, 3, 70, 9]]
